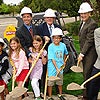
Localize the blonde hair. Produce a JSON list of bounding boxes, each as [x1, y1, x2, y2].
[[32, 35, 43, 52], [9, 37, 22, 59]]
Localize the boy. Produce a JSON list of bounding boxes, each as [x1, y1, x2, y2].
[[0, 38, 9, 100], [47, 28, 68, 100]]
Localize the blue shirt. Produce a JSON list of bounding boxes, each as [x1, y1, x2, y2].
[[48, 42, 68, 76]]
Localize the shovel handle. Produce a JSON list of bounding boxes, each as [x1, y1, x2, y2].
[[81, 72, 100, 88], [77, 59, 80, 67], [10, 59, 16, 91], [56, 55, 69, 76], [22, 41, 48, 87], [44, 71, 48, 100]]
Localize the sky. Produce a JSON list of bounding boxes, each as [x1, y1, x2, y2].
[[3, 0, 23, 5]]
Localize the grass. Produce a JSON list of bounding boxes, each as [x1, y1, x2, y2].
[[7, 35, 83, 96]]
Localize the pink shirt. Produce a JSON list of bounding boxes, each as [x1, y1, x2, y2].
[[11, 49, 29, 76], [30, 49, 47, 80]]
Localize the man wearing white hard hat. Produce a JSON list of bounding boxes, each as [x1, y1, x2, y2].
[[15, 7, 37, 98], [37, 8, 61, 97], [47, 28, 68, 100], [37, 8, 61, 50], [77, 2, 98, 100], [16, 7, 37, 57]]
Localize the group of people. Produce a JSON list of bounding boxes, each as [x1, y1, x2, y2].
[[0, 1, 100, 100]]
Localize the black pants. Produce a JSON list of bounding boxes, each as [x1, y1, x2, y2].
[[87, 67, 100, 100]]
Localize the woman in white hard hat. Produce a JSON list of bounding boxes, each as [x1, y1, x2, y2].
[[15, 6, 37, 98], [37, 8, 61, 98], [77, 2, 98, 100]]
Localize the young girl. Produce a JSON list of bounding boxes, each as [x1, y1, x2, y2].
[[29, 35, 47, 100], [0, 38, 9, 100], [9, 37, 29, 99]]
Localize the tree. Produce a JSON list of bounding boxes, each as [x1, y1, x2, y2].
[[0, 0, 3, 5], [0, 4, 10, 14]]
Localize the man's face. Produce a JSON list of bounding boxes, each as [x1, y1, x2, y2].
[[44, 17, 55, 25], [22, 13, 32, 26], [80, 12, 91, 22]]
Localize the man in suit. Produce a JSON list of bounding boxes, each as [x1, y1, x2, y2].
[[15, 7, 37, 98], [37, 8, 61, 50], [37, 8, 61, 98], [16, 7, 37, 58], [87, 28, 100, 100], [78, 2, 98, 100]]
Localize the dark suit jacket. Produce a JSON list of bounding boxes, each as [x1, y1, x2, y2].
[[37, 22, 61, 50], [15, 24, 37, 56], [79, 17, 98, 80]]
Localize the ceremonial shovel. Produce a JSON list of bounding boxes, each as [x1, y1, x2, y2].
[[67, 72, 100, 90], [48, 55, 69, 81], [70, 59, 83, 73]]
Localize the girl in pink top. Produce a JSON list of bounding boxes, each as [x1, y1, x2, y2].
[[29, 35, 47, 100], [9, 37, 29, 88]]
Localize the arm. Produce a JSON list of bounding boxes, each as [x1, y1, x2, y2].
[[0, 56, 9, 75]]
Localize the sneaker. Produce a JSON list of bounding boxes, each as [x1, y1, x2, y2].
[[40, 92, 44, 99], [58, 94, 66, 100], [48, 97, 54, 100], [35, 97, 42, 100]]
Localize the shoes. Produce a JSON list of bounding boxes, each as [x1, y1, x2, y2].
[[40, 92, 44, 99], [35, 97, 42, 100], [48, 97, 54, 100], [58, 94, 66, 100]]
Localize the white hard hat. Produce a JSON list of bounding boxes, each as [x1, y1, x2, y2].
[[78, 2, 93, 13], [20, 7, 32, 16], [51, 28, 63, 37], [43, 8, 56, 17], [0, 38, 7, 48]]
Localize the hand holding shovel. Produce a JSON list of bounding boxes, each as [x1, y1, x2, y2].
[[48, 55, 69, 81], [67, 72, 100, 90]]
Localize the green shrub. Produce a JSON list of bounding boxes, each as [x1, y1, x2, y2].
[[66, 21, 80, 35]]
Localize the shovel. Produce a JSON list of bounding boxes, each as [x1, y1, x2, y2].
[[22, 41, 48, 87], [9, 59, 16, 91], [70, 59, 83, 73], [48, 55, 69, 81], [67, 72, 100, 90]]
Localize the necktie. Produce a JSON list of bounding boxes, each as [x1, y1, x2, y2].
[[49, 26, 52, 35], [29, 27, 33, 37]]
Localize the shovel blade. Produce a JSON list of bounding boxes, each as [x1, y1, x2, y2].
[[10, 87, 28, 98], [67, 82, 85, 90], [70, 66, 83, 73], [0, 85, 5, 93]]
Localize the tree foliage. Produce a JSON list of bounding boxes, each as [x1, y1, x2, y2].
[[0, 0, 3, 5], [0, 4, 10, 14]]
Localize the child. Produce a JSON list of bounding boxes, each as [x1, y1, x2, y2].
[[47, 28, 68, 100], [0, 38, 9, 100], [29, 35, 47, 100], [9, 37, 29, 99]]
